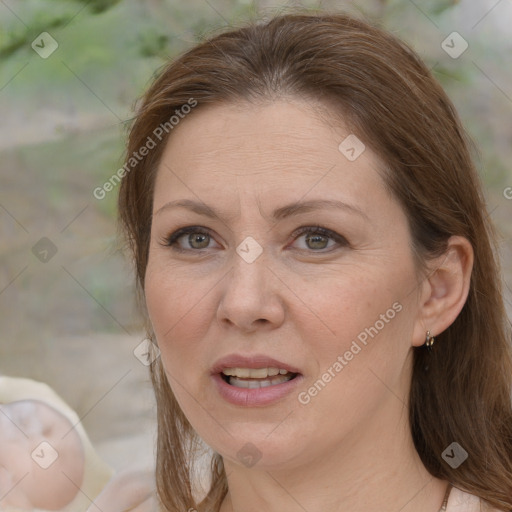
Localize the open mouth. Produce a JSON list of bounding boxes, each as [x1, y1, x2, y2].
[[220, 368, 299, 389]]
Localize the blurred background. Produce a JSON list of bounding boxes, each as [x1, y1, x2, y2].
[[0, 0, 511, 477]]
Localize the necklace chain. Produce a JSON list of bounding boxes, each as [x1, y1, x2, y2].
[[438, 483, 453, 512]]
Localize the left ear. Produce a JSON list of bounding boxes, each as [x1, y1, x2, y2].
[[412, 235, 474, 347]]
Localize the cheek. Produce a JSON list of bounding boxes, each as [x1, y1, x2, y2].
[[293, 267, 407, 351], [144, 260, 214, 369], [145, 267, 213, 428], [2, 446, 31, 487], [296, 267, 415, 405]]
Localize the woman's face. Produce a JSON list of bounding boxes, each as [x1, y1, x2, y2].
[[145, 98, 428, 470]]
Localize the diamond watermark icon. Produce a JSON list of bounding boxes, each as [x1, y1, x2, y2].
[[338, 134, 366, 161], [236, 442, 262, 468], [31, 32, 58, 59], [441, 32, 468, 59], [134, 338, 160, 366], [236, 236, 263, 263], [32, 237, 58, 263], [31, 441, 59, 469], [442, 441, 468, 468]]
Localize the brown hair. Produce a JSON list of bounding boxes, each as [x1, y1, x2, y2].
[[118, 11, 512, 512]]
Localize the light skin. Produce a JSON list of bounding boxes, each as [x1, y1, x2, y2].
[[145, 98, 474, 512], [0, 399, 84, 510]]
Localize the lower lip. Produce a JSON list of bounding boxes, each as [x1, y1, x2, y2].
[[211, 373, 303, 407]]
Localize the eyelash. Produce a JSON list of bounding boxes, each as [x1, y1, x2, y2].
[[161, 225, 348, 253]]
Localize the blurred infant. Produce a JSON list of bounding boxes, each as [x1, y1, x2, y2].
[[0, 398, 86, 510], [0, 376, 156, 512]]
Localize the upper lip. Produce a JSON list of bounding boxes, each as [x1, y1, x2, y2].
[[211, 354, 302, 375]]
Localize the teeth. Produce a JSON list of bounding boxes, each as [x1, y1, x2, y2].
[[228, 373, 295, 388], [222, 367, 291, 378]]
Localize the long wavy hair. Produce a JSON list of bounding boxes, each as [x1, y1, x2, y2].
[[118, 11, 512, 512]]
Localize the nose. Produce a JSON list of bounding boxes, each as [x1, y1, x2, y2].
[[216, 246, 285, 333]]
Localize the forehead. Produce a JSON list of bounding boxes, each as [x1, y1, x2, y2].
[[153, 99, 386, 213]]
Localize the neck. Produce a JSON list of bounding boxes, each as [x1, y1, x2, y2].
[[218, 390, 449, 512]]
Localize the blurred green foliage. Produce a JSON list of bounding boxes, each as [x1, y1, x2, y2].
[[1, 0, 509, 205]]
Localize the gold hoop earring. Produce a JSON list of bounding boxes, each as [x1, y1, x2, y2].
[[425, 330, 435, 352]]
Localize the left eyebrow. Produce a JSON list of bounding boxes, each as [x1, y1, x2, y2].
[[271, 199, 369, 222], [153, 198, 369, 222]]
